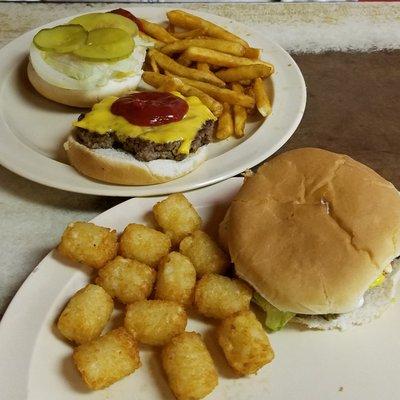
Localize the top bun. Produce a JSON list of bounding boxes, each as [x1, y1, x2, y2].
[[225, 148, 400, 314]]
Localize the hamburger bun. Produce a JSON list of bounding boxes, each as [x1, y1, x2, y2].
[[224, 148, 400, 315], [64, 135, 208, 185], [27, 62, 142, 108]]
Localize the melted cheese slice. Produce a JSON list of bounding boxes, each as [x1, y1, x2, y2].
[[73, 93, 216, 154]]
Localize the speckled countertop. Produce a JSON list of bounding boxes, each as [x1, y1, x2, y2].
[[1, 2, 400, 317]]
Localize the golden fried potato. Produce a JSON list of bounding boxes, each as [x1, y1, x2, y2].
[[153, 193, 202, 245], [167, 10, 248, 47], [73, 327, 140, 390], [155, 252, 196, 306], [179, 231, 230, 277], [194, 274, 253, 319], [217, 310, 274, 375], [119, 223, 171, 268], [161, 75, 255, 108], [182, 47, 272, 69], [57, 284, 113, 344], [96, 256, 156, 304], [125, 300, 187, 346], [215, 64, 272, 83], [150, 49, 225, 87], [215, 102, 234, 140], [253, 77, 272, 117], [160, 38, 247, 57], [139, 18, 177, 44], [58, 222, 118, 269], [162, 331, 218, 400]]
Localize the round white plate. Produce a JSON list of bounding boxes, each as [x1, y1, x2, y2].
[[1, 177, 400, 400], [0, 7, 306, 197]]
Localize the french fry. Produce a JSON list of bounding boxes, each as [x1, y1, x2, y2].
[[157, 77, 181, 92], [142, 72, 223, 117], [197, 62, 210, 72], [166, 23, 175, 34], [216, 64, 273, 83], [148, 53, 159, 73], [253, 77, 272, 117], [244, 47, 261, 59], [182, 47, 274, 69], [174, 28, 205, 40], [138, 31, 165, 49], [231, 83, 247, 137], [177, 53, 192, 67], [150, 49, 225, 87], [167, 10, 249, 47], [164, 74, 255, 108], [140, 19, 177, 44], [160, 38, 247, 57], [142, 71, 171, 88], [216, 103, 234, 140]]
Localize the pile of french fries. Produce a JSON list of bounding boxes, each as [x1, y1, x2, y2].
[[138, 10, 274, 140]]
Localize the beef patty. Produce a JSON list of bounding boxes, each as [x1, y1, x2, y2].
[[75, 119, 214, 162]]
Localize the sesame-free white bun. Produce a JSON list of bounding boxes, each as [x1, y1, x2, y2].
[[27, 62, 142, 108], [223, 148, 400, 315], [64, 135, 208, 185]]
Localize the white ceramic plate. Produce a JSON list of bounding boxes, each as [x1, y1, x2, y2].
[[0, 7, 306, 196], [1, 177, 400, 400]]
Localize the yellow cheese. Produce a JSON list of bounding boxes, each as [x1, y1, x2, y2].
[[369, 274, 385, 289], [73, 92, 216, 155]]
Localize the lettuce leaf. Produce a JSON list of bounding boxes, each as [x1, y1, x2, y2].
[[253, 292, 295, 331]]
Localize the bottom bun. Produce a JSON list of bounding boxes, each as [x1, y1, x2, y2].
[[293, 259, 400, 330], [64, 135, 208, 185], [27, 62, 141, 108]]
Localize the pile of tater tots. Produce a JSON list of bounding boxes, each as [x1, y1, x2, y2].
[[57, 193, 274, 399]]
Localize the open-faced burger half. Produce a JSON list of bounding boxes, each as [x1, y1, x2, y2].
[[28, 10, 152, 107]]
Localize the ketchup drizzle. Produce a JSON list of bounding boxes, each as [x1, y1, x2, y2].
[[110, 92, 189, 126]]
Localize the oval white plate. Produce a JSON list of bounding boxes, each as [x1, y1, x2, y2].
[[1, 177, 400, 400], [0, 7, 306, 197]]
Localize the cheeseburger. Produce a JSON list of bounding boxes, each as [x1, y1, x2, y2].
[[64, 91, 216, 185], [220, 148, 400, 330]]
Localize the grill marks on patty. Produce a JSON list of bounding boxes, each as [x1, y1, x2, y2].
[[75, 119, 214, 162]]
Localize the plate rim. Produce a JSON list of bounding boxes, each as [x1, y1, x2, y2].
[[0, 6, 306, 197]]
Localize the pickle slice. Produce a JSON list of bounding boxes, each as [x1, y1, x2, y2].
[[33, 24, 87, 53], [73, 28, 134, 61], [70, 13, 138, 36]]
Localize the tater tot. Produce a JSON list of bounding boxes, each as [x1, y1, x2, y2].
[[194, 274, 253, 319], [119, 223, 171, 268], [58, 222, 118, 269], [96, 256, 156, 304], [162, 331, 218, 400], [57, 284, 113, 344], [153, 193, 202, 246], [217, 310, 274, 375], [125, 300, 187, 346], [179, 230, 229, 277], [155, 252, 196, 306], [73, 327, 141, 390]]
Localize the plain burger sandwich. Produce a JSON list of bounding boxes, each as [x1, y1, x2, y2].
[[64, 91, 216, 185], [220, 148, 400, 330]]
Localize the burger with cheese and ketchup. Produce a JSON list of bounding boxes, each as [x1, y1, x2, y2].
[[220, 148, 400, 330], [64, 91, 216, 185], [28, 9, 151, 107]]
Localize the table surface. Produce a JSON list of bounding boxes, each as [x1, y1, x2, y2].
[[1, 2, 400, 318]]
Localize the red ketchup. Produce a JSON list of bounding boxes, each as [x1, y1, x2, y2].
[[111, 92, 189, 126], [109, 9, 144, 32]]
